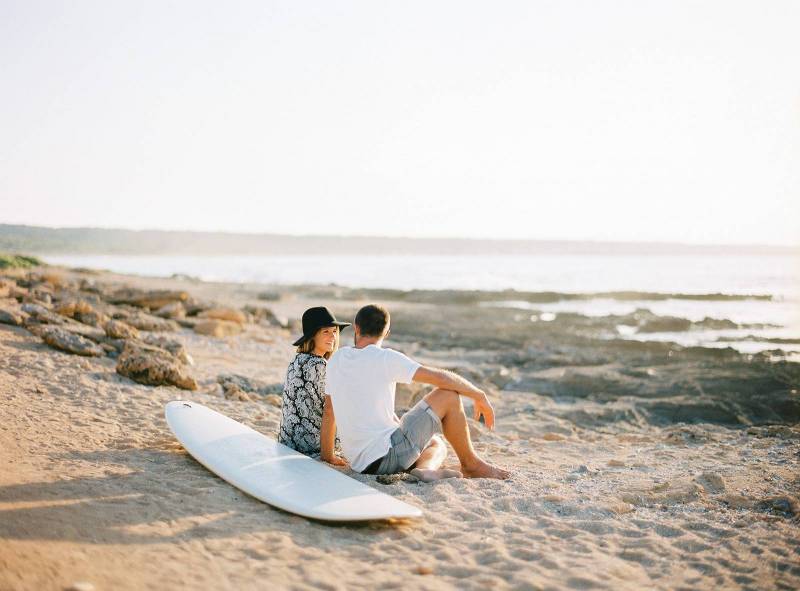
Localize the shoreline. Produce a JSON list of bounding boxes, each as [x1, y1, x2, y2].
[[1, 264, 799, 590]]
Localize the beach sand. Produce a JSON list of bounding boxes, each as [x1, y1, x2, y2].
[[1, 267, 798, 590]]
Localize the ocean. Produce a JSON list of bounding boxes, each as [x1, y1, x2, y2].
[[41, 253, 800, 359]]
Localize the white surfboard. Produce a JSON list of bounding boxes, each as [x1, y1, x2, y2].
[[164, 401, 423, 521]]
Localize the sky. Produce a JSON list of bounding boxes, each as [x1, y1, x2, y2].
[[1, 1, 798, 245]]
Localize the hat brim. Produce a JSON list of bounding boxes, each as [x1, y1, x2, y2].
[[292, 322, 351, 347]]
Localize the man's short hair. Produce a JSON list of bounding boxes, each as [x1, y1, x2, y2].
[[354, 304, 390, 337]]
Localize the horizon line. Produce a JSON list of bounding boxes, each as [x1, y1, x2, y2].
[[3, 222, 798, 251]]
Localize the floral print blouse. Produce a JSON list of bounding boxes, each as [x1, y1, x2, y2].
[[278, 352, 337, 455]]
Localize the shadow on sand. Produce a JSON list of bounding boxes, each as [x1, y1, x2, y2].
[[0, 446, 411, 546]]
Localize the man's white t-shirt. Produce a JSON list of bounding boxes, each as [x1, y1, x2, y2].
[[326, 344, 421, 472]]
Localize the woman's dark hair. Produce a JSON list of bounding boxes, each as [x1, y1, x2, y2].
[[354, 304, 389, 337]]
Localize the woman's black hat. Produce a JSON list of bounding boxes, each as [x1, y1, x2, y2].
[[292, 306, 351, 346]]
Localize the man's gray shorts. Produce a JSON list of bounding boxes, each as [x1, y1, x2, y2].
[[363, 400, 443, 475]]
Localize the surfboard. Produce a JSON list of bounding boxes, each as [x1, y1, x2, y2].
[[164, 400, 423, 521]]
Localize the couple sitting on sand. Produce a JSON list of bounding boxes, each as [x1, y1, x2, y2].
[[278, 304, 510, 481]]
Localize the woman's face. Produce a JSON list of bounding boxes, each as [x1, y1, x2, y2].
[[313, 326, 339, 356]]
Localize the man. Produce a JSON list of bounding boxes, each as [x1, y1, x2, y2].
[[326, 304, 510, 481]]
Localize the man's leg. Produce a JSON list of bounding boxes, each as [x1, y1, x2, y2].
[[409, 436, 462, 482], [412, 435, 446, 470], [424, 388, 511, 479]]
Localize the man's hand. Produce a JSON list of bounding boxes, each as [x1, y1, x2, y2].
[[472, 391, 495, 430], [322, 455, 348, 467]]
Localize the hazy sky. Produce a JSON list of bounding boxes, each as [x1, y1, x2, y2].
[[1, 1, 798, 245]]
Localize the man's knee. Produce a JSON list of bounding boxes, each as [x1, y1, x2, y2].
[[424, 388, 462, 416]]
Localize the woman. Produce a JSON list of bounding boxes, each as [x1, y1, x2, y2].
[[278, 306, 350, 465]]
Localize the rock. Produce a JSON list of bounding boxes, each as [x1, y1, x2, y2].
[[58, 321, 106, 342], [176, 317, 199, 329], [663, 425, 717, 445], [116, 341, 197, 390], [748, 425, 800, 440], [194, 319, 242, 337], [756, 496, 797, 518], [121, 311, 179, 332], [217, 374, 282, 398], [376, 472, 419, 485], [264, 394, 282, 407], [198, 307, 247, 324], [224, 385, 254, 402], [105, 319, 141, 340], [182, 298, 213, 316], [100, 342, 118, 354], [153, 301, 186, 319], [721, 494, 752, 510], [53, 297, 110, 328], [39, 326, 105, 357], [8, 284, 29, 301], [140, 333, 193, 365], [23, 281, 55, 302], [0, 307, 25, 326], [108, 288, 189, 309], [243, 305, 284, 327], [75, 309, 109, 327], [38, 271, 68, 288], [54, 299, 95, 318], [21, 303, 66, 326], [413, 566, 434, 576], [257, 290, 282, 301], [607, 459, 626, 467]]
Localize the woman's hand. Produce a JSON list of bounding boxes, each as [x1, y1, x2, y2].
[[322, 454, 348, 466]]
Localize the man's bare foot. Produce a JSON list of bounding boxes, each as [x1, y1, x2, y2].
[[409, 468, 463, 482], [461, 460, 511, 480]]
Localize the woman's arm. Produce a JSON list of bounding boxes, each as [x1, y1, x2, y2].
[[320, 395, 346, 465]]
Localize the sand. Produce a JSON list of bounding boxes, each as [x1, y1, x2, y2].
[[1, 268, 799, 591]]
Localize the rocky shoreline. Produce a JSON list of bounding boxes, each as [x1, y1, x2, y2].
[[1, 263, 799, 590]]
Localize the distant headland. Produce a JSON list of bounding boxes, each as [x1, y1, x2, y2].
[[1, 223, 796, 256]]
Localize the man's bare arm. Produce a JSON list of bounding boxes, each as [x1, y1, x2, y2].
[[412, 366, 483, 400], [412, 366, 496, 429]]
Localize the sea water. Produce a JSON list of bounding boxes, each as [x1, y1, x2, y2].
[[41, 253, 800, 358]]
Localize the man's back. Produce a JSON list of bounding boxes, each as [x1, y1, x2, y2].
[[326, 344, 420, 472]]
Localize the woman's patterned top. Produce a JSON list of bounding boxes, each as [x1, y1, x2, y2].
[[278, 352, 335, 455]]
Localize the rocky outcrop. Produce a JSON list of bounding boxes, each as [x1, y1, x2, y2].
[[116, 341, 197, 390], [198, 307, 247, 324], [140, 334, 193, 365], [153, 301, 186, 319], [105, 319, 141, 340], [38, 325, 105, 357], [0, 307, 26, 326], [243, 305, 285, 327], [53, 299, 109, 327], [107, 288, 189, 310], [115, 310, 179, 332], [193, 319, 242, 337], [21, 303, 66, 326], [217, 373, 282, 396]]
